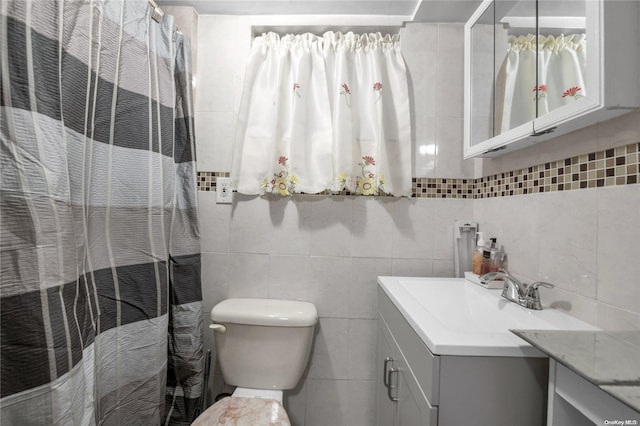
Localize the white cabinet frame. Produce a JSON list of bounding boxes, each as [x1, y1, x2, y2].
[[464, 0, 640, 159]]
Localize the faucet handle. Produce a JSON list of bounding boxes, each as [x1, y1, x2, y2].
[[524, 281, 555, 310], [527, 281, 555, 291]]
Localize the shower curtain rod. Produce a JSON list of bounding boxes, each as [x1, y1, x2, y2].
[[148, 0, 164, 23], [147, 0, 183, 33]]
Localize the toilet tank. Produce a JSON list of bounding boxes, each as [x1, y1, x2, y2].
[[211, 298, 318, 390]]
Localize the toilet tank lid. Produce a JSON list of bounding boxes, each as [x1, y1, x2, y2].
[[211, 298, 318, 327]]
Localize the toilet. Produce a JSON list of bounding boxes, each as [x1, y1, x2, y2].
[[193, 298, 318, 426]]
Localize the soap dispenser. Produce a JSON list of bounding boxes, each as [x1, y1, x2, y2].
[[481, 238, 498, 274], [472, 232, 488, 275], [493, 246, 508, 272]]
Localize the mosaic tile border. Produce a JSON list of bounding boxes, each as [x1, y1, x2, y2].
[[197, 171, 229, 192], [411, 178, 474, 199], [474, 142, 639, 199], [197, 142, 640, 198]]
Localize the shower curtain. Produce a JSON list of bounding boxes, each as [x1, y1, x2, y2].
[[0, 1, 202, 425]]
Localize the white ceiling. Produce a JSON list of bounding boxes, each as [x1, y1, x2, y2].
[[155, 0, 483, 22], [413, 0, 482, 22]]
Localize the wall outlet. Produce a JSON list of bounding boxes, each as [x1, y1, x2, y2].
[[216, 177, 233, 204]]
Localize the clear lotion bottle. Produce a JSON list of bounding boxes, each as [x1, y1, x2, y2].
[[472, 232, 488, 275]]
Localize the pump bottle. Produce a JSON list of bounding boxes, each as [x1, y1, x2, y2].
[[472, 232, 487, 275]]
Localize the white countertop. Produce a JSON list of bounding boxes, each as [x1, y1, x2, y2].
[[378, 276, 599, 357]]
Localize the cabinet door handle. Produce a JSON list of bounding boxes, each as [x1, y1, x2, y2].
[[383, 357, 394, 387], [387, 367, 399, 402]]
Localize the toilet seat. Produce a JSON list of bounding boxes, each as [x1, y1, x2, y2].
[[191, 396, 291, 426]]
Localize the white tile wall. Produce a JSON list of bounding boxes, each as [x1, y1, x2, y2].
[[198, 191, 469, 426], [596, 185, 640, 313], [475, 111, 640, 331], [473, 184, 640, 330], [390, 258, 434, 276], [308, 257, 351, 318], [401, 23, 474, 180], [537, 190, 598, 299], [308, 318, 350, 380], [229, 195, 274, 253], [305, 379, 349, 426], [269, 255, 310, 300], [390, 198, 435, 259], [347, 319, 378, 381], [195, 111, 235, 172], [268, 197, 313, 255], [308, 197, 353, 257], [345, 380, 378, 426], [227, 253, 270, 297], [351, 198, 394, 258], [349, 258, 392, 320], [198, 194, 230, 253], [194, 13, 640, 426]]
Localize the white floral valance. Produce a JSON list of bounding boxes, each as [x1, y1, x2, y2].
[[230, 31, 412, 197], [498, 33, 587, 132]]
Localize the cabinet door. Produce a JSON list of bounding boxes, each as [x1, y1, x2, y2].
[[377, 316, 397, 426], [379, 315, 436, 426], [395, 354, 437, 426], [464, 0, 538, 158], [532, 0, 598, 133]]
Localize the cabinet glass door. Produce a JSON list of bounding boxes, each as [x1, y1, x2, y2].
[[469, 2, 496, 147], [537, 1, 588, 117], [493, 0, 538, 135], [468, 0, 538, 149]]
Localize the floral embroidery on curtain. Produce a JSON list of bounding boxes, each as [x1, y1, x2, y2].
[[231, 31, 412, 197], [262, 156, 300, 195], [497, 33, 587, 133]]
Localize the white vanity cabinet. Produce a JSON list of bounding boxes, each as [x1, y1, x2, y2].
[[377, 289, 439, 426], [464, 0, 640, 158], [376, 287, 549, 426]]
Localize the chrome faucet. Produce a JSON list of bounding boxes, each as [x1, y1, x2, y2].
[[480, 269, 555, 310]]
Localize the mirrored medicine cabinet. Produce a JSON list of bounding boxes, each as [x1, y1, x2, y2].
[[464, 0, 640, 159]]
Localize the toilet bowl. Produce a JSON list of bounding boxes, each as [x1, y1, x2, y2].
[[194, 298, 317, 426]]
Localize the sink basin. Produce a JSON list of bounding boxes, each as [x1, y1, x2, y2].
[[378, 276, 599, 357]]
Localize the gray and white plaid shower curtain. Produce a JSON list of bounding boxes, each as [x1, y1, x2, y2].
[[0, 1, 203, 424]]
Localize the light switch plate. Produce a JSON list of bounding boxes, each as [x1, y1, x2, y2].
[[216, 177, 233, 204]]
